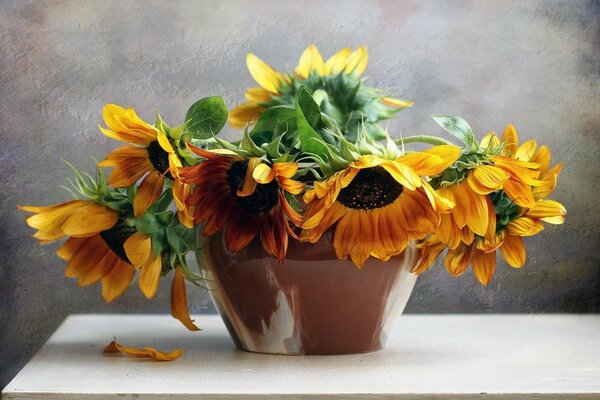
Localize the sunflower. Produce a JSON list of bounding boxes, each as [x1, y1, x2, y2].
[[19, 198, 200, 330], [18, 199, 135, 302], [229, 44, 413, 135], [97, 104, 183, 218], [415, 125, 566, 285], [300, 145, 461, 268], [178, 145, 305, 262]]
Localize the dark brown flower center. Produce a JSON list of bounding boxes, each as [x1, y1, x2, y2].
[[100, 220, 137, 263], [226, 160, 279, 215], [147, 141, 172, 179], [337, 166, 403, 210]]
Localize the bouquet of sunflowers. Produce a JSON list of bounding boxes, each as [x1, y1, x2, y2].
[[20, 45, 566, 340]]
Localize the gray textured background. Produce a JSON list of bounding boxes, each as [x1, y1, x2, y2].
[[1, 0, 598, 389]]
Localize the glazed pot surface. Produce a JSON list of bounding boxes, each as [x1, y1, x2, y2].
[[196, 230, 418, 355]]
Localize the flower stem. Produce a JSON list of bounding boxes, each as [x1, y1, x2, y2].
[[396, 135, 453, 146]]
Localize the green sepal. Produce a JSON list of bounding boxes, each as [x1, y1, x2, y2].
[[151, 229, 166, 258], [241, 127, 265, 156], [155, 210, 174, 226], [431, 115, 476, 149], [184, 96, 228, 140]]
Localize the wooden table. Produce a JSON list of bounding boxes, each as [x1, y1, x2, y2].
[[2, 314, 599, 399]]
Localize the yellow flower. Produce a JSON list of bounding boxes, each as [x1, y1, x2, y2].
[[300, 145, 461, 268], [229, 44, 411, 128], [18, 200, 135, 302], [178, 145, 305, 263], [415, 125, 566, 285], [19, 199, 200, 330], [97, 104, 180, 217]]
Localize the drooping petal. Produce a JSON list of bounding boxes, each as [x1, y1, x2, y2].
[[237, 157, 261, 197], [101, 260, 135, 303], [123, 232, 153, 268], [134, 173, 164, 217], [62, 204, 119, 237], [104, 339, 182, 361], [471, 250, 497, 286], [139, 255, 162, 299], [171, 266, 201, 331], [499, 234, 526, 268]]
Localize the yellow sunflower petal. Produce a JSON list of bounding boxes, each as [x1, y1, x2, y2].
[[344, 45, 368, 76], [139, 255, 162, 299], [532, 145, 551, 175], [380, 97, 414, 109], [501, 124, 519, 157], [295, 44, 324, 78], [507, 217, 544, 237], [525, 199, 567, 221], [253, 163, 276, 184], [471, 250, 497, 286], [101, 104, 158, 146], [134, 173, 164, 217], [171, 266, 201, 331], [104, 339, 182, 362], [246, 53, 282, 94], [62, 204, 119, 237], [324, 47, 351, 75], [397, 145, 461, 177], [228, 102, 265, 128], [101, 260, 135, 303], [464, 186, 489, 237], [468, 165, 510, 194], [244, 87, 272, 102], [381, 160, 422, 190], [237, 157, 261, 197], [123, 232, 153, 268], [515, 139, 537, 162], [480, 132, 500, 149], [503, 179, 536, 208], [499, 234, 526, 268], [443, 244, 474, 276]]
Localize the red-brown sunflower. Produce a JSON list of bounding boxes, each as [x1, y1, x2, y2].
[[178, 145, 305, 262]]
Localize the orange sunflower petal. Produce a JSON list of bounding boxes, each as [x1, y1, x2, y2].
[[134, 173, 164, 217], [101, 260, 135, 303], [123, 232, 153, 268], [139, 255, 162, 299], [499, 234, 526, 268], [171, 266, 200, 331], [471, 250, 497, 286], [62, 204, 119, 237], [104, 339, 182, 361]]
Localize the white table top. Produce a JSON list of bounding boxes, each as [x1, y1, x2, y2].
[[2, 314, 599, 399]]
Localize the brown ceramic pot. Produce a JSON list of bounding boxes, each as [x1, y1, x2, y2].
[[196, 230, 419, 355]]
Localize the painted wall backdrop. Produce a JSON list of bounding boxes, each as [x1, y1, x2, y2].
[[0, 0, 598, 388]]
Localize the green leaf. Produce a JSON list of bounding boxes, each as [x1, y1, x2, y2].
[[185, 96, 228, 139], [251, 106, 296, 138], [266, 134, 283, 158], [136, 213, 161, 235], [296, 88, 329, 156], [431, 115, 475, 148], [166, 227, 186, 254]]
